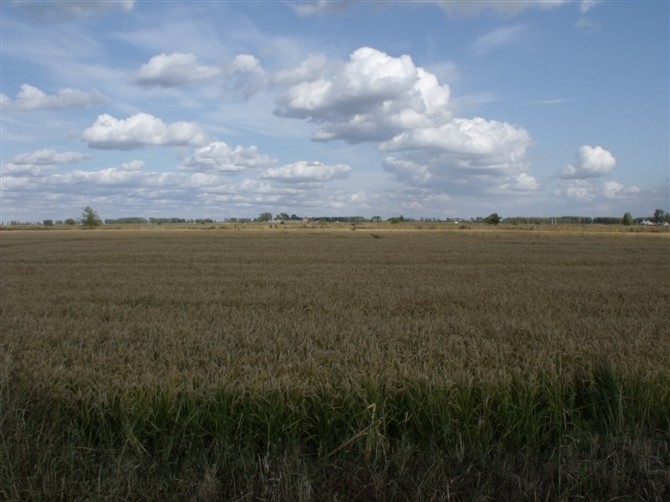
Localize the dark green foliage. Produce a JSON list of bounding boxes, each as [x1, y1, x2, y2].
[[2, 373, 669, 500], [81, 206, 102, 229], [484, 212, 501, 224], [653, 209, 666, 224]]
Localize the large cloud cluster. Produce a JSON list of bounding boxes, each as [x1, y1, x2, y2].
[[276, 47, 453, 143], [3, 138, 355, 219], [276, 47, 536, 196]]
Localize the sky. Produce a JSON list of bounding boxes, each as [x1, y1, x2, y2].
[[1, 0, 668, 222]]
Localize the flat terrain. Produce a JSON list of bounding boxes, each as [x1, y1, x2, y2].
[[1, 226, 669, 499], [3, 226, 668, 391]]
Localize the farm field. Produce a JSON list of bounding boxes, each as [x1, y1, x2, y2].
[[1, 226, 669, 500]]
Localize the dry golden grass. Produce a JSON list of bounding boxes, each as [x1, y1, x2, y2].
[[2, 227, 668, 395]]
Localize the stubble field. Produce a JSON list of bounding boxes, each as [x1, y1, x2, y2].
[[1, 225, 669, 500]]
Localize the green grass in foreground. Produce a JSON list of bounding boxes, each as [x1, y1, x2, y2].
[[3, 363, 669, 500]]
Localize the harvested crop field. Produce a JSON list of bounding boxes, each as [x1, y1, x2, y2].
[[1, 226, 669, 500]]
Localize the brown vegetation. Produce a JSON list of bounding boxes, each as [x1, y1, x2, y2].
[[1, 227, 669, 499]]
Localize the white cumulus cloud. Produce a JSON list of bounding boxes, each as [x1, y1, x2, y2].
[[180, 141, 275, 173], [3, 149, 89, 176], [559, 179, 593, 200], [511, 173, 541, 191], [223, 54, 268, 100], [380, 117, 530, 162], [272, 55, 330, 86], [230, 54, 264, 74], [380, 117, 533, 193], [553, 178, 641, 202], [262, 161, 351, 183], [276, 46, 536, 198], [275, 47, 453, 143], [7, 149, 89, 166], [602, 181, 640, 199], [53, 160, 146, 186], [82, 113, 209, 150], [133, 53, 221, 87], [1, 84, 108, 110], [560, 145, 616, 178]]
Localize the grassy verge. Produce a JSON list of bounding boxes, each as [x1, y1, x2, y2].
[[2, 363, 668, 500]]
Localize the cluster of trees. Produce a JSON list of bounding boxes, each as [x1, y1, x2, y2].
[[41, 219, 77, 226], [648, 209, 668, 224], [255, 212, 303, 222], [37, 207, 102, 229]]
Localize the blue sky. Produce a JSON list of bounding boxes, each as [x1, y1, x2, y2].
[[1, 0, 668, 222]]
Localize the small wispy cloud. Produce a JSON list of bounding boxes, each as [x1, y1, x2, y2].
[[524, 97, 570, 106], [575, 17, 601, 33], [471, 25, 526, 55], [580, 0, 600, 14]]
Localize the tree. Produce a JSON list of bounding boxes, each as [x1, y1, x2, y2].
[[653, 209, 665, 224], [371, 216, 382, 223], [484, 212, 501, 225], [256, 212, 273, 222], [81, 206, 102, 229], [622, 212, 633, 226]]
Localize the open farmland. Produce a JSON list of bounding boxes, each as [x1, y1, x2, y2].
[[1, 226, 669, 500]]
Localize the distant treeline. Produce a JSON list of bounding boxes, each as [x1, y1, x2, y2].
[[67, 215, 647, 225], [503, 216, 621, 225], [5, 212, 670, 227], [104, 217, 215, 225], [310, 216, 369, 223]]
